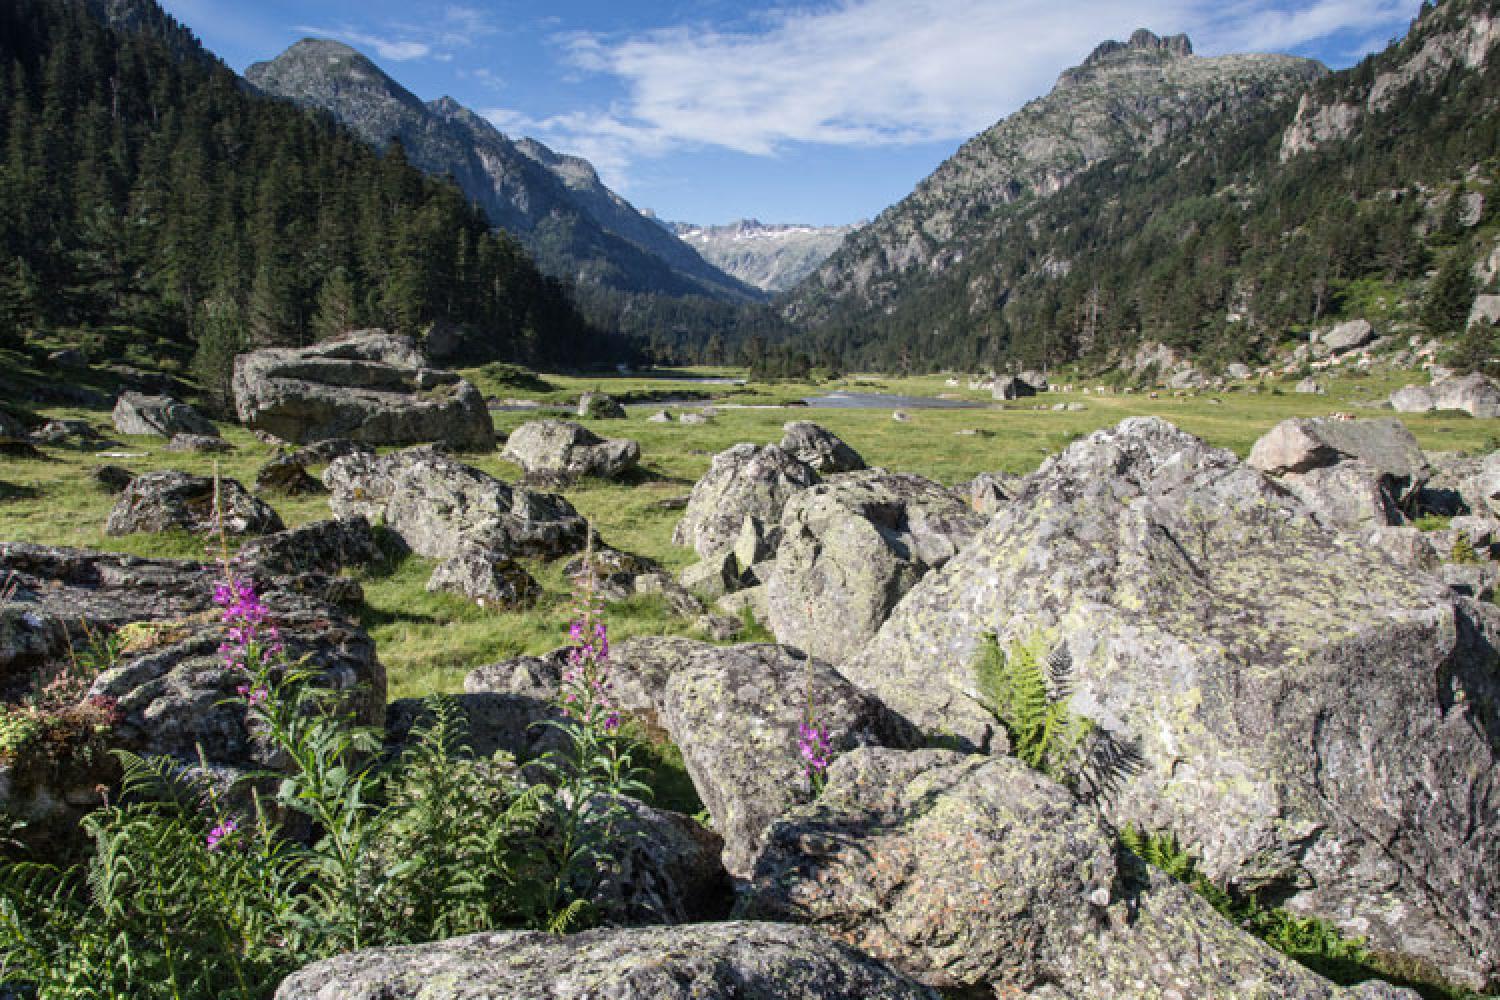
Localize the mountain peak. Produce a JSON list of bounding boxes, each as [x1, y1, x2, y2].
[[246, 38, 423, 110], [1081, 29, 1193, 69]]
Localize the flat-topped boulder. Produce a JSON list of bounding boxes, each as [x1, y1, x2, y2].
[[844, 417, 1500, 988], [112, 391, 217, 439], [1390, 372, 1500, 418], [232, 330, 493, 449], [1248, 416, 1430, 527], [274, 922, 937, 1000], [324, 446, 589, 562], [766, 470, 982, 663], [501, 419, 639, 482], [105, 471, 283, 537], [1320, 318, 1376, 353], [673, 443, 818, 559]]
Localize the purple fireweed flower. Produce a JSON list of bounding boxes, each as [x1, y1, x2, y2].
[[797, 722, 832, 777], [206, 818, 238, 852]]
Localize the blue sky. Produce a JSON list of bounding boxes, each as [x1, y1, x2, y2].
[[157, 0, 1423, 227]]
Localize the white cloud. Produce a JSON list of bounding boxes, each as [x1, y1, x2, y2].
[[296, 26, 432, 62], [506, 0, 1417, 188], [295, 7, 501, 64]]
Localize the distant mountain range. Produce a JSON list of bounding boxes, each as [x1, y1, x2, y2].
[[246, 39, 762, 306], [669, 219, 861, 293]]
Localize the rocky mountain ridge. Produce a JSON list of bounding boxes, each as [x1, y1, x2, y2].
[[785, 29, 1326, 325], [670, 219, 862, 293], [245, 39, 759, 305]]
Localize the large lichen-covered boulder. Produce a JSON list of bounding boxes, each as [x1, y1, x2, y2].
[[0, 543, 383, 823], [779, 421, 866, 474], [324, 447, 588, 561], [501, 419, 639, 482], [657, 643, 921, 876], [1392, 374, 1500, 418], [766, 471, 982, 663], [673, 443, 817, 559], [845, 417, 1500, 988], [273, 922, 938, 1000], [741, 748, 1378, 999], [237, 517, 380, 577], [111, 391, 218, 439], [105, 472, 284, 537], [1248, 417, 1430, 528], [232, 330, 493, 449], [1320, 318, 1376, 353], [425, 546, 540, 608]]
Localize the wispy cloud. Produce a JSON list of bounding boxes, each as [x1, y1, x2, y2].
[[296, 6, 501, 64], [498, 0, 1417, 188]]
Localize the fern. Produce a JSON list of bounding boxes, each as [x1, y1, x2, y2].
[[974, 632, 1093, 785]]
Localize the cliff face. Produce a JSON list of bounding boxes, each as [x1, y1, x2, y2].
[[246, 40, 759, 303], [785, 30, 1325, 324], [671, 220, 862, 293]]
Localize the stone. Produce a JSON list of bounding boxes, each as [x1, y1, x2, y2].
[[742, 748, 1366, 999], [646, 409, 673, 423], [1367, 525, 1441, 572], [658, 643, 921, 876], [993, 375, 1036, 400], [1433, 372, 1500, 418], [1484, 451, 1500, 517], [584, 794, 731, 925], [111, 392, 218, 439], [962, 471, 1019, 516], [678, 550, 746, 600], [1295, 376, 1324, 394], [1278, 459, 1405, 531], [1226, 362, 1253, 379], [232, 330, 493, 449], [766, 471, 983, 664], [672, 443, 817, 560], [1420, 450, 1484, 515], [1168, 367, 1206, 390], [1019, 369, 1050, 392], [105, 472, 284, 537], [236, 517, 380, 577], [631, 574, 703, 617], [166, 433, 231, 454], [1248, 417, 1430, 512], [90, 465, 135, 494], [731, 515, 772, 570], [576, 391, 626, 419], [679, 411, 711, 425], [845, 417, 1500, 987], [0, 543, 382, 823], [714, 586, 768, 624], [426, 547, 541, 608], [273, 922, 938, 1000], [254, 456, 326, 496], [501, 419, 640, 482], [385, 692, 560, 761], [325, 447, 589, 562], [1322, 318, 1376, 353], [890, 410, 910, 422], [31, 419, 98, 446], [1390, 383, 1436, 413], [1469, 294, 1500, 329], [694, 612, 741, 641], [288, 439, 374, 467], [779, 421, 866, 473], [561, 547, 660, 602]]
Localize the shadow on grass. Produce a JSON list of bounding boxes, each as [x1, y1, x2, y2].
[[0, 481, 41, 501]]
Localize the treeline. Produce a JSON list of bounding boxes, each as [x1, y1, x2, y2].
[[793, 0, 1499, 373], [0, 0, 615, 395]]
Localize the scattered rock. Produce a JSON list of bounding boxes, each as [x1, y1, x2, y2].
[[961, 471, 1020, 516], [1249, 417, 1431, 524], [714, 586, 768, 625], [288, 439, 374, 467], [694, 612, 741, 641], [779, 421, 866, 474], [577, 391, 626, 419], [646, 409, 673, 423], [326, 447, 589, 562], [742, 747, 1364, 999], [167, 433, 232, 454], [30, 419, 99, 446], [1226, 362, 1253, 379], [273, 922, 937, 1000], [679, 411, 711, 426], [678, 549, 748, 600], [890, 410, 910, 422], [1168, 367, 1206, 390], [1295, 376, 1324, 394], [111, 392, 218, 439], [105, 472, 283, 537], [1390, 383, 1436, 413], [766, 471, 982, 663], [846, 417, 1500, 986], [658, 643, 920, 876], [993, 375, 1036, 400], [254, 456, 326, 496], [502, 419, 640, 482], [1392, 373, 1500, 417], [237, 517, 381, 577], [232, 330, 493, 449], [672, 443, 817, 560], [1469, 294, 1500, 329], [426, 546, 541, 608], [585, 794, 731, 925]]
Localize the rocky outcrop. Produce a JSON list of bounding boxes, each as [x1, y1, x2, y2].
[[766, 471, 982, 663], [111, 391, 217, 439], [325, 447, 589, 562], [673, 443, 818, 559], [273, 922, 938, 1000], [657, 643, 921, 876], [236, 517, 380, 577], [742, 747, 1382, 999], [0, 543, 382, 821], [1390, 373, 1500, 417], [426, 547, 540, 608], [845, 417, 1500, 987], [779, 421, 866, 474], [232, 330, 493, 449], [105, 472, 284, 537], [502, 419, 639, 482], [1248, 417, 1430, 528]]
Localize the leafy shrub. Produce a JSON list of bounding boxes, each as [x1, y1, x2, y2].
[[1413, 514, 1452, 532]]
